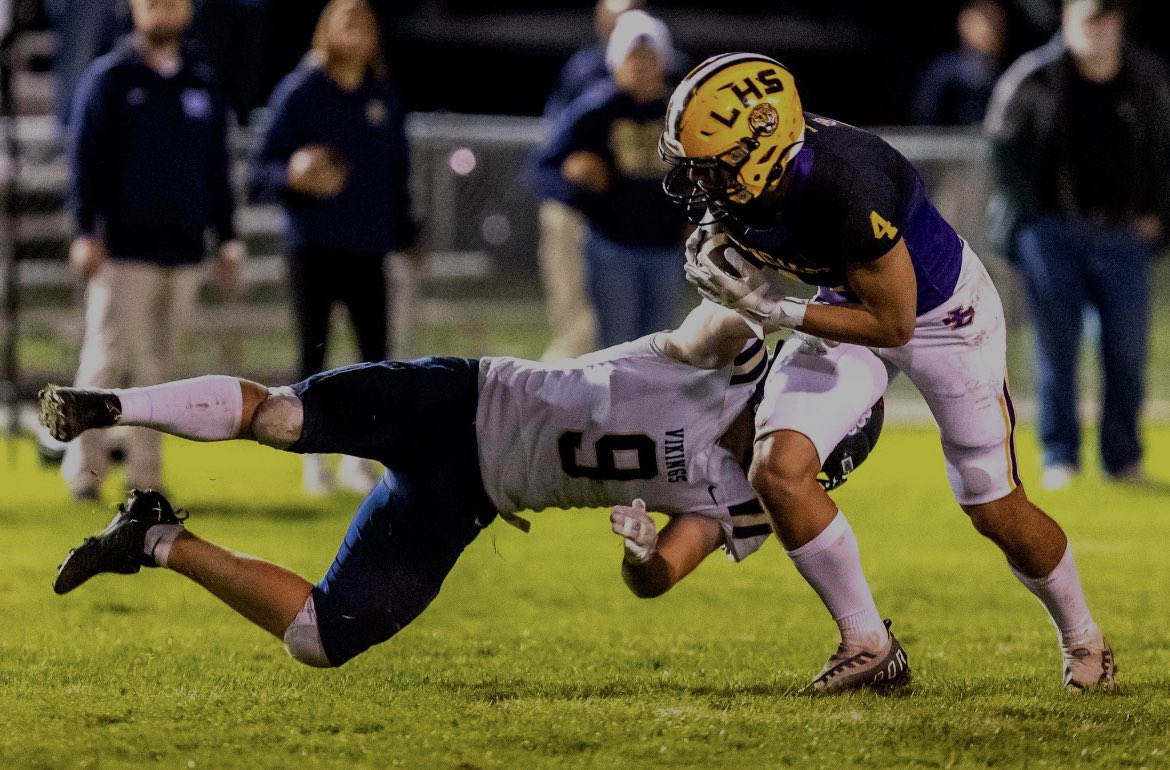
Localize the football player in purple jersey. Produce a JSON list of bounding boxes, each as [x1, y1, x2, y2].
[[660, 53, 1114, 693]]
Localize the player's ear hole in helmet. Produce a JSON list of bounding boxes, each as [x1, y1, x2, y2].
[[660, 52, 806, 225]]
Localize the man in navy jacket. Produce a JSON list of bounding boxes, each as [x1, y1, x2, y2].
[[63, 0, 242, 501]]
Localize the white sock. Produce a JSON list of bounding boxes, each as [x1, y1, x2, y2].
[[143, 524, 183, 568], [1010, 544, 1099, 647], [115, 376, 244, 441], [786, 510, 887, 649]]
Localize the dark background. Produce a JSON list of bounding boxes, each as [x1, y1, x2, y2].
[[265, 0, 1170, 125]]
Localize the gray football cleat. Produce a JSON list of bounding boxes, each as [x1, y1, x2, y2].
[[1063, 636, 1117, 692], [38, 384, 122, 442], [801, 619, 910, 694], [53, 489, 185, 595]]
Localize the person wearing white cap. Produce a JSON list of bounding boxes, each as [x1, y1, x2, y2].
[[533, 10, 688, 348]]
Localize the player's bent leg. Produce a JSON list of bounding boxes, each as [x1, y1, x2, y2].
[[941, 429, 1114, 690], [165, 531, 313, 639], [55, 489, 337, 666], [962, 488, 1115, 692], [750, 340, 902, 692], [309, 473, 489, 667], [750, 431, 905, 693]]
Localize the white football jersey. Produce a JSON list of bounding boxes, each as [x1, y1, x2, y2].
[[476, 334, 772, 561]]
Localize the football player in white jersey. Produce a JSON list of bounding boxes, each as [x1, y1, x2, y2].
[[40, 302, 882, 670], [659, 53, 1113, 693]]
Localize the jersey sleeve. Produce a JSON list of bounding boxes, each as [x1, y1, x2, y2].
[[837, 160, 906, 264]]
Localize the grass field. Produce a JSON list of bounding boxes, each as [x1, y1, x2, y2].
[[2, 426, 1169, 769]]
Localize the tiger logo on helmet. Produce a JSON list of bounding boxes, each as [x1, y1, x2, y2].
[[659, 53, 805, 223]]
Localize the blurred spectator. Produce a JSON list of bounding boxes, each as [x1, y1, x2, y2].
[[531, 0, 643, 361], [913, 0, 1007, 126], [46, 0, 130, 125], [250, 0, 420, 494], [189, 0, 270, 124], [543, 0, 645, 120], [985, 0, 1170, 490], [0, 1, 13, 41], [534, 10, 686, 349], [62, 0, 242, 500]]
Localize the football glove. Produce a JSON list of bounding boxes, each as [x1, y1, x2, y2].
[[610, 498, 658, 565], [684, 242, 809, 332], [684, 224, 727, 272]]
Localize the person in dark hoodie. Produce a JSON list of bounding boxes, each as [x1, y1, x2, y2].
[[250, 0, 421, 495], [63, 0, 241, 501], [534, 10, 687, 349]]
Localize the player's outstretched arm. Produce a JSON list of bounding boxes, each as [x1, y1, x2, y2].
[[658, 300, 758, 370], [611, 500, 723, 598]]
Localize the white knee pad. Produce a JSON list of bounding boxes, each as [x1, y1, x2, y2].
[[283, 595, 332, 668], [942, 438, 1019, 506]]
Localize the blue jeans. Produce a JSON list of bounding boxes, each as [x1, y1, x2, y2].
[[584, 229, 685, 348], [1015, 215, 1153, 475]]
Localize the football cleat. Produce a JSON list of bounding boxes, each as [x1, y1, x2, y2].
[[53, 489, 185, 595], [38, 384, 122, 442], [1063, 636, 1117, 692], [801, 619, 910, 694]]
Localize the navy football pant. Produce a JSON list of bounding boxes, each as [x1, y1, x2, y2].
[[286, 358, 497, 665]]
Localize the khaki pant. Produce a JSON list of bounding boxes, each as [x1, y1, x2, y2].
[[537, 200, 595, 361], [62, 259, 203, 494]]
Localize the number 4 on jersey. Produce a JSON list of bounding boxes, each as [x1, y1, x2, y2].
[[870, 211, 899, 240]]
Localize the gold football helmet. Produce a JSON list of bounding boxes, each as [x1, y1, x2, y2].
[[660, 53, 805, 222]]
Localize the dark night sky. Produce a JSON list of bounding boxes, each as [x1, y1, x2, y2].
[[43, 0, 1167, 125]]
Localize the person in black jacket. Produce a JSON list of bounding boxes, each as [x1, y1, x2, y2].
[[63, 0, 242, 501], [533, 10, 687, 349], [985, 0, 1170, 490], [251, 0, 421, 494]]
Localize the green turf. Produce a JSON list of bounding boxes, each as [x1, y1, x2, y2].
[[1, 426, 1169, 769]]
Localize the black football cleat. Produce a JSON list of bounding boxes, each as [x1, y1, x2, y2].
[[800, 619, 911, 694], [38, 384, 122, 442], [53, 490, 185, 595]]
